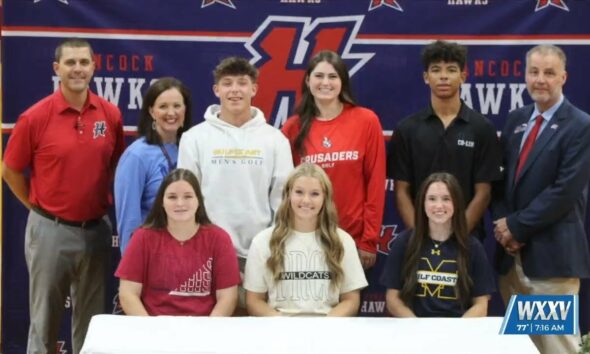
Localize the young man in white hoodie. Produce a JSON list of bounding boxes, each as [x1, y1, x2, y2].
[[178, 57, 293, 286]]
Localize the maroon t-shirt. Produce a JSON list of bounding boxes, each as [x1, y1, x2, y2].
[[116, 224, 240, 316]]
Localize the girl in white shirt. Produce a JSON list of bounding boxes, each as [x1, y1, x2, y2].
[[244, 163, 367, 316]]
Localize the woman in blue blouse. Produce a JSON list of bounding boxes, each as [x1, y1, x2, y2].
[[115, 77, 192, 254]]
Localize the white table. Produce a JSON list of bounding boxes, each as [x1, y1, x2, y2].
[[81, 315, 538, 354]]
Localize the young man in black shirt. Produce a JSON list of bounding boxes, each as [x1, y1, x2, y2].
[[388, 40, 502, 239]]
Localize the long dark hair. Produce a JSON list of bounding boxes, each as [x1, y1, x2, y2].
[[143, 169, 211, 228], [399, 172, 472, 310], [292, 50, 357, 155], [137, 77, 193, 145]]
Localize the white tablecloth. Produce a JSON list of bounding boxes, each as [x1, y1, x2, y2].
[[81, 315, 538, 354]]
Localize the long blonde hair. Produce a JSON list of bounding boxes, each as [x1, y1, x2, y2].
[[266, 163, 344, 288]]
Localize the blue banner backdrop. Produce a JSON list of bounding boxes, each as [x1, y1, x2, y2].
[[2, 1, 590, 353]]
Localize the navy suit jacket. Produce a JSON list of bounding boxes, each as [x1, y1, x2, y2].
[[493, 98, 590, 278]]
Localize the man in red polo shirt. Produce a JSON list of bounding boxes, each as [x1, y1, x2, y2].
[[2, 38, 125, 354]]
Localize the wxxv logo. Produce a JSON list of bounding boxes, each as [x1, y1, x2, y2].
[[500, 295, 578, 335]]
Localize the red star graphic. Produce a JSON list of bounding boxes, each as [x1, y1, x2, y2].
[[368, 0, 403, 12], [535, 0, 569, 12], [201, 0, 236, 9]]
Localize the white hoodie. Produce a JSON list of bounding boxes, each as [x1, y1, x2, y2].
[[178, 105, 293, 258]]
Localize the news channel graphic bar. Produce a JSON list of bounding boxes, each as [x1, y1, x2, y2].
[[500, 295, 578, 335]]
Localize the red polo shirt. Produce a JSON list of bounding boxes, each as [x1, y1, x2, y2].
[[4, 88, 125, 221]]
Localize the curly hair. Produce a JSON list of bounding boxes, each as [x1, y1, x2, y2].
[[421, 40, 467, 71]]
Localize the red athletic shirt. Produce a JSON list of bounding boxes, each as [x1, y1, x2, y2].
[[115, 225, 241, 316], [4, 88, 125, 220], [281, 105, 386, 253]]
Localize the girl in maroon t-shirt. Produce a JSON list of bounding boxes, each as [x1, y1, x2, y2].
[[116, 168, 240, 316]]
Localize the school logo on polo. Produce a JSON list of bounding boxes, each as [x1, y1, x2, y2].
[[93, 121, 107, 139], [457, 139, 474, 148]]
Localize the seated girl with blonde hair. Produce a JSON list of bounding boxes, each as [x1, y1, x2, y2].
[[244, 163, 367, 316]]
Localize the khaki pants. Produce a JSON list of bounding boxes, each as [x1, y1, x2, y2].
[[25, 210, 111, 354], [499, 254, 581, 354]]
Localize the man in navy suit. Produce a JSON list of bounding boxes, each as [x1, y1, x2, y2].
[[493, 44, 590, 354]]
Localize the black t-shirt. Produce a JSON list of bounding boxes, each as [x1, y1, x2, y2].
[[380, 229, 496, 317]]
